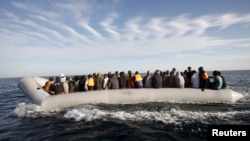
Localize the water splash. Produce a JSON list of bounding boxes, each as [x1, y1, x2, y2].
[[13, 102, 52, 118], [63, 104, 250, 125]]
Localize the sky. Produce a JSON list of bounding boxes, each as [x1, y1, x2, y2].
[[0, 0, 250, 78]]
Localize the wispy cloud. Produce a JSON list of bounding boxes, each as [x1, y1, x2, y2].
[[0, 0, 250, 77], [79, 21, 104, 40], [100, 12, 121, 39]]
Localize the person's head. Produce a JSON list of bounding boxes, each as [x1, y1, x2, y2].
[[181, 72, 184, 76], [213, 70, 218, 76], [120, 71, 124, 76], [147, 70, 150, 75], [188, 66, 191, 71], [49, 77, 53, 81], [198, 66, 204, 72], [155, 70, 160, 75], [88, 74, 92, 78], [166, 70, 169, 75], [128, 70, 132, 74], [218, 71, 221, 76], [176, 71, 180, 76], [66, 77, 70, 81], [97, 72, 102, 78], [60, 73, 65, 78], [170, 71, 174, 76]]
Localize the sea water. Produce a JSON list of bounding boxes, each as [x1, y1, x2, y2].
[[0, 70, 249, 141]]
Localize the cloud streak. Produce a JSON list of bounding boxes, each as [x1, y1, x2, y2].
[[0, 0, 250, 77]]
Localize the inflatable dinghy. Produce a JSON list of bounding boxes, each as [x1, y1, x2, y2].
[[18, 76, 244, 111]]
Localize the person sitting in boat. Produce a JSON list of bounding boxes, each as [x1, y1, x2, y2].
[[191, 70, 199, 88], [119, 71, 127, 89], [186, 66, 193, 84], [209, 70, 223, 90], [68, 77, 75, 93], [63, 77, 69, 94], [108, 73, 119, 89], [181, 71, 191, 88], [87, 74, 95, 91], [126, 70, 134, 88], [162, 71, 168, 88], [170, 68, 177, 76], [152, 70, 162, 88], [60, 73, 66, 83], [102, 74, 109, 89], [134, 71, 143, 88], [168, 71, 176, 88], [218, 71, 227, 89], [95, 73, 103, 90], [175, 71, 185, 88], [53, 76, 65, 94], [143, 70, 153, 88], [198, 67, 209, 91], [78, 75, 87, 91], [43, 77, 54, 94]]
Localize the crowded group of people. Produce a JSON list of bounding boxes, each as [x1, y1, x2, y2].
[[43, 66, 227, 94]]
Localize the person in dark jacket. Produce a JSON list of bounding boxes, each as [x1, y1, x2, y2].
[[119, 71, 127, 89], [95, 73, 103, 90], [152, 70, 162, 88], [108, 73, 119, 89], [143, 70, 153, 88], [53, 76, 64, 94], [218, 71, 227, 89]]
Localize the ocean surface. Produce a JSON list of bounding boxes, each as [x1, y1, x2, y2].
[[0, 70, 250, 141]]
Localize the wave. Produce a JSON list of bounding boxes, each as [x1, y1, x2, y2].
[[13, 102, 250, 125]]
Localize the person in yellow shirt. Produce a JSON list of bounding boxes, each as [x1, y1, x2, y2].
[[134, 71, 143, 88], [87, 74, 95, 91]]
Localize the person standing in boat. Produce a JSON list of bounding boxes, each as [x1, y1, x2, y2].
[[43, 77, 54, 94], [143, 70, 153, 88], [53, 76, 65, 94]]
